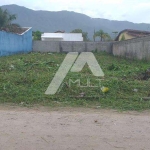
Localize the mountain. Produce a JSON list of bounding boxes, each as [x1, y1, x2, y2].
[[1, 4, 150, 40]]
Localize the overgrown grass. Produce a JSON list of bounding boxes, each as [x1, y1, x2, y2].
[[0, 52, 150, 111]]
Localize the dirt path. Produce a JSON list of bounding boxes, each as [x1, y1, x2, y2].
[[0, 105, 150, 150]]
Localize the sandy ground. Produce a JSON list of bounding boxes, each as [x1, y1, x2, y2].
[[0, 105, 150, 150]]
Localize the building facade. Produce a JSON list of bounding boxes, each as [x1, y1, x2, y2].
[[41, 33, 83, 41], [115, 29, 150, 41]]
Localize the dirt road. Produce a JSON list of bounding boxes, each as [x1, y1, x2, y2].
[[0, 105, 150, 150]]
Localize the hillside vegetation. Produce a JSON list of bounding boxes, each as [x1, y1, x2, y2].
[[1, 4, 150, 39]]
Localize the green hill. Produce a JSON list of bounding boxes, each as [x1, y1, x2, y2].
[[1, 4, 150, 40]]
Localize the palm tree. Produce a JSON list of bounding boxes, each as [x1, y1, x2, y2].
[[99, 30, 105, 41], [102, 33, 111, 41], [94, 30, 110, 41], [94, 30, 105, 41], [0, 7, 19, 32]]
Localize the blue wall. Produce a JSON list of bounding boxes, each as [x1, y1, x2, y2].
[[0, 28, 32, 56]]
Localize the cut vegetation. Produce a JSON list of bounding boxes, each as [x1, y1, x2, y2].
[[0, 52, 150, 111]]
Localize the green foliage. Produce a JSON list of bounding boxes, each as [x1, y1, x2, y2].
[[33, 31, 42, 40], [71, 28, 89, 41], [121, 34, 126, 41], [0, 52, 150, 110], [2, 5, 150, 40], [102, 33, 112, 41], [107, 63, 119, 71], [0, 7, 19, 32], [94, 30, 111, 41]]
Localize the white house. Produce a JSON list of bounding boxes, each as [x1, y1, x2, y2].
[[41, 33, 83, 41]]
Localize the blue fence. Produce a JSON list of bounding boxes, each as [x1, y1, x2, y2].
[[0, 27, 32, 56]]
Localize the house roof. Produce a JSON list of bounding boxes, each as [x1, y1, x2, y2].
[[54, 30, 65, 33], [115, 29, 150, 41]]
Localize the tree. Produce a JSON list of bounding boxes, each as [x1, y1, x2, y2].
[[33, 31, 42, 40], [102, 33, 111, 41], [71, 29, 89, 41], [94, 30, 110, 41], [0, 7, 19, 32], [121, 34, 125, 41], [94, 30, 104, 41]]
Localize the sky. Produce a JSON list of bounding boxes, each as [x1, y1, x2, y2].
[[0, 0, 150, 23]]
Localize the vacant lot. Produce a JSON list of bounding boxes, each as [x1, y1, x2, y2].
[[0, 52, 150, 110]]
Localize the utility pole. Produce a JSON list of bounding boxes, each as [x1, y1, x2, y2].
[[112, 31, 118, 40]]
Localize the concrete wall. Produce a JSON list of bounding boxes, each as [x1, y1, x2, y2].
[[113, 36, 150, 60], [33, 41, 113, 53], [2, 30, 149, 60], [33, 36, 150, 60], [0, 27, 32, 56]]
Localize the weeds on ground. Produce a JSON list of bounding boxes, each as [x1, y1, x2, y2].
[[0, 52, 150, 111]]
